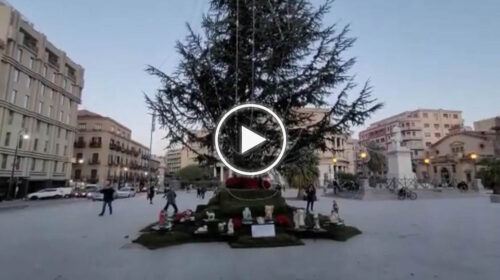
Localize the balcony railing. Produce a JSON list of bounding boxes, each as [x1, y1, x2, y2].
[[23, 38, 38, 53], [74, 141, 86, 148], [88, 159, 101, 165], [89, 141, 102, 148]]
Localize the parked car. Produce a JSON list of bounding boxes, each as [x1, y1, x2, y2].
[[76, 185, 100, 199], [26, 188, 65, 200], [116, 187, 136, 198], [58, 187, 73, 198]]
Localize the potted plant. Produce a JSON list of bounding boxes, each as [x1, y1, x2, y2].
[[477, 159, 500, 203]]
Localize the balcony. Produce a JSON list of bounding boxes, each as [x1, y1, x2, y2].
[[23, 38, 38, 53], [74, 140, 86, 148], [88, 159, 101, 165], [89, 141, 102, 148]]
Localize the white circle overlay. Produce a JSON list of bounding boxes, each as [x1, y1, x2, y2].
[[214, 103, 287, 176]]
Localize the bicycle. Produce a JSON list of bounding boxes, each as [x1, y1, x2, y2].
[[397, 187, 417, 200]]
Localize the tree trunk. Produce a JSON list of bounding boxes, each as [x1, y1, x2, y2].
[[297, 187, 305, 199]]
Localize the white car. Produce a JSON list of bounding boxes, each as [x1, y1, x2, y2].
[[27, 188, 65, 200], [116, 187, 136, 198]]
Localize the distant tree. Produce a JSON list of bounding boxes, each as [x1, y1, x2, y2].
[[366, 142, 386, 176], [280, 150, 319, 198], [477, 158, 500, 194], [146, 0, 382, 169], [176, 165, 211, 182]]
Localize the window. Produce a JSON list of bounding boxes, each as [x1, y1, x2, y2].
[[13, 69, 19, 82], [443, 113, 449, 118], [60, 95, 64, 106], [18, 137, 23, 149], [452, 165, 456, 173], [10, 90, 17, 104], [425, 132, 431, 137], [94, 123, 102, 130], [7, 110, 14, 125], [46, 124, 51, 136], [434, 124, 439, 129], [65, 131, 69, 140], [433, 166, 437, 173], [26, 76, 32, 88], [50, 89, 54, 100], [75, 169, 81, 179], [4, 132, 10, 146], [21, 116, 27, 129], [444, 124, 450, 129], [15, 48, 22, 61], [42, 160, 47, 172], [29, 57, 34, 69], [423, 113, 428, 118], [435, 133, 441, 138], [23, 95, 30, 109], [58, 128, 62, 138], [33, 139, 38, 151], [31, 158, 36, 171], [37, 101, 43, 114], [48, 106, 53, 117], [453, 114, 458, 119], [63, 145, 67, 156], [66, 114, 70, 124], [55, 144, 60, 155], [40, 84, 45, 97], [50, 72, 55, 83], [44, 141, 48, 153], [425, 142, 431, 147], [62, 162, 66, 172], [36, 120, 41, 133], [1, 154, 7, 169], [42, 65, 47, 77], [62, 79, 66, 89], [78, 123, 86, 130], [53, 161, 58, 173]]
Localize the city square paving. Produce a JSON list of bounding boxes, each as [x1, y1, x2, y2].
[[0, 191, 499, 280]]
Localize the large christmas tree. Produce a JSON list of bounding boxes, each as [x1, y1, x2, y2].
[[146, 0, 381, 167]]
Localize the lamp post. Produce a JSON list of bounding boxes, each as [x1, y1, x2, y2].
[[424, 158, 431, 182], [470, 152, 478, 180], [332, 157, 338, 181], [360, 151, 367, 178], [7, 130, 29, 200]]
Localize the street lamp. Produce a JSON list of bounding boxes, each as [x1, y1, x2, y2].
[[332, 157, 338, 180], [424, 158, 431, 182], [360, 151, 368, 178], [470, 152, 478, 179], [77, 158, 84, 164], [7, 130, 29, 200]]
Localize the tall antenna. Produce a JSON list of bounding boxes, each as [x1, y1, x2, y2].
[[235, 0, 239, 104]]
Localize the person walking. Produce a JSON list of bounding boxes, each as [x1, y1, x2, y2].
[[98, 185, 115, 216], [305, 184, 316, 212], [147, 185, 155, 204], [201, 186, 206, 199], [163, 188, 178, 214]]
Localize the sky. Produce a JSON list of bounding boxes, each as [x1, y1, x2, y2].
[[8, 0, 500, 155]]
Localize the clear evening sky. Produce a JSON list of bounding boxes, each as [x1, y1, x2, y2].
[[9, 0, 500, 155]]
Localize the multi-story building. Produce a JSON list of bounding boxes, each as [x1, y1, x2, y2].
[[359, 109, 463, 160], [72, 110, 151, 187], [165, 148, 182, 174], [474, 116, 500, 132], [0, 3, 84, 197]]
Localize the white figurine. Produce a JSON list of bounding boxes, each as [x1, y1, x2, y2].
[[329, 211, 343, 225], [293, 211, 300, 229], [242, 207, 252, 222], [206, 211, 215, 221], [297, 209, 306, 227], [265, 205, 274, 221], [195, 225, 208, 234], [256, 217, 265, 225], [313, 213, 321, 230], [227, 219, 234, 235], [218, 222, 226, 232]]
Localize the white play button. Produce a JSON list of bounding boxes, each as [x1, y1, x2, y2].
[[240, 126, 267, 154]]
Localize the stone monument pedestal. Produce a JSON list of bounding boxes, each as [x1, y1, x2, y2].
[[386, 127, 416, 188]]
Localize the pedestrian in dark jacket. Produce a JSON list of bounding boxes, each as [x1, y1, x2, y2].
[[147, 185, 155, 204], [305, 184, 316, 212], [163, 188, 178, 214], [99, 185, 115, 216]]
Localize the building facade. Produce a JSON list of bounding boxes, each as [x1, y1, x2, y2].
[[359, 109, 463, 160], [72, 110, 151, 187], [415, 131, 496, 185], [0, 3, 84, 197]]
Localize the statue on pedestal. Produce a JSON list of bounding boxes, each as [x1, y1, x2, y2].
[[293, 211, 300, 229], [297, 209, 306, 227]]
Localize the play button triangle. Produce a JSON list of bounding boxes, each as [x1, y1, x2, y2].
[[240, 126, 267, 154]]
